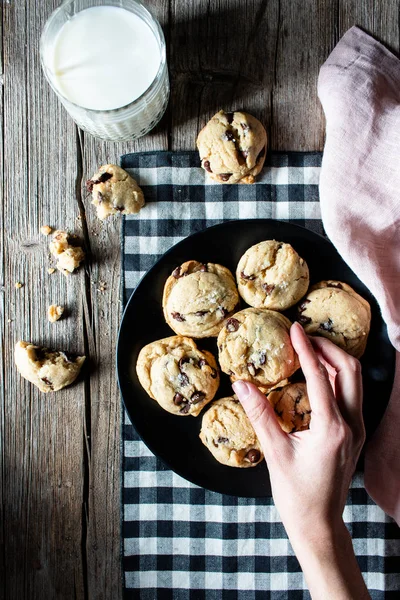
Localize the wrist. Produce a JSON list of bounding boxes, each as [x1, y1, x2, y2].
[[287, 518, 370, 600]]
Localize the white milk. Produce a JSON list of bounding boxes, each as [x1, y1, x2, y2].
[[52, 6, 161, 111], [41, 3, 169, 140]]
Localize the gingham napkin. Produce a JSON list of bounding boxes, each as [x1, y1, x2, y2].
[[121, 151, 400, 600]]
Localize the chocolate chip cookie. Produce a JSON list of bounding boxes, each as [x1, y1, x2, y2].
[[267, 382, 311, 433], [136, 336, 220, 417], [217, 308, 300, 387], [236, 240, 309, 310], [15, 341, 85, 392], [297, 280, 371, 358], [163, 260, 240, 338], [199, 396, 263, 468], [196, 110, 267, 184], [87, 164, 144, 220]]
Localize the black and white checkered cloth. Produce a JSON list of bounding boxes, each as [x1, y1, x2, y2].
[[121, 151, 400, 600]]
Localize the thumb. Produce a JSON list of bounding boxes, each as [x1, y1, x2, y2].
[[232, 380, 289, 458]]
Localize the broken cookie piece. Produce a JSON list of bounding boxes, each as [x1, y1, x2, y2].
[[49, 230, 85, 275], [86, 164, 145, 220], [15, 340, 85, 393], [48, 305, 64, 323]]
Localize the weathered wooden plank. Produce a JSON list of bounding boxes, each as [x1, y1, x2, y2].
[[339, 0, 399, 53], [169, 0, 278, 151], [81, 2, 169, 599], [2, 1, 86, 598], [271, 0, 336, 151]]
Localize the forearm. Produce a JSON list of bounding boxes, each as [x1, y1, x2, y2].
[[288, 520, 370, 600]]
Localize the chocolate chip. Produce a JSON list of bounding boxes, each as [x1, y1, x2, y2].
[[180, 403, 191, 414], [195, 310, 208, 317], [241, 122, 250, 134], [299, 299, 311, 312], [172, 266, 182, 279], [226, 318, 240, 332], [178, 372, 189, 387], [198, 359, 207, 368], [86, 171, 112, 192], [114, 206, 124, 212], [228, 370, 235, 376], [259, 351, 266, 365], [198, 263, 207, 272], [246, 449, 261, 463], [97, 172, 113, 184], [217, 437, 229, 444], [222, 130, 235, 142], [241, 271, 256, 281], [203, 160, 212, 173], [219, 173, 232, 182], [247, 362, 257, 377], [256, 146, 266, 163], [298, 315, 312, 325], [320, 318, 333, 332], [190, 391, 205, 404], [41, 377, 53, 390], [97, 191, 104, 203], [295, 393, 303, 404], [34, 347, 47, 361], [329, 282, 343, 289], [179, 357, 190, 369], [210, 368, 218, 379], [225, 112, 234, 124], [173, 393, 184, 405], [172, 312, 185, 322], [262, 283, 275, 295]]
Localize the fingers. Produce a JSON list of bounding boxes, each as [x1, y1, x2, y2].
[[290, 322, 340, 422], [232, 380, 289, 457], [309, 336, 364, 433]]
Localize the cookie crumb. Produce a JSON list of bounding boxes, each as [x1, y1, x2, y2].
[[41, 225, 53, 236], [15, 282, 23, 289], [49, 230, 85, 276], [48, 305, 64, 323], [47, 268, 56, 275]]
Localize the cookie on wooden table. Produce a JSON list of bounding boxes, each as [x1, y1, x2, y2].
[[87, 164, 144, 220], [15, 341, 85, 393]]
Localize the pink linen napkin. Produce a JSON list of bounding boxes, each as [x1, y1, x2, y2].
[[317, 26, 400, 524]]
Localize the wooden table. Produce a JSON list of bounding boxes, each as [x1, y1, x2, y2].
[[1, 1, 398, 598]]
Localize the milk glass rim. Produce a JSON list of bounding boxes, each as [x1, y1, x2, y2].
[[39, 0, 167, 115]]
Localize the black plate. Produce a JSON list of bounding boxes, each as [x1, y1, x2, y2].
[[117, 219, 395, 497]]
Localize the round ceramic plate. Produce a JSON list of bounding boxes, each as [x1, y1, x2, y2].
[[117, 219, 395, 497]]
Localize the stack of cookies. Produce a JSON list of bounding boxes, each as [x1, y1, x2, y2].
[[136, 240, 371, 469]]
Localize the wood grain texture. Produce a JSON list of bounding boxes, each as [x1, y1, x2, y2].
[[1, 1, 399, 599]]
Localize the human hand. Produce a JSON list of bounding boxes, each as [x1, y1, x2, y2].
[[232, 322, 369, 599]]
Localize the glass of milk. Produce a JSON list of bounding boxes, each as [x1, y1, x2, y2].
[[40, 0, 169, 141]]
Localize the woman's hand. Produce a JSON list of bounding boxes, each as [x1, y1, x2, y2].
[[232, 322, 369, 599]]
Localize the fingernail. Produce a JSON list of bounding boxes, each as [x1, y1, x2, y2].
[[291, 321, 302, 331], [232, 380, 251, 400]]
